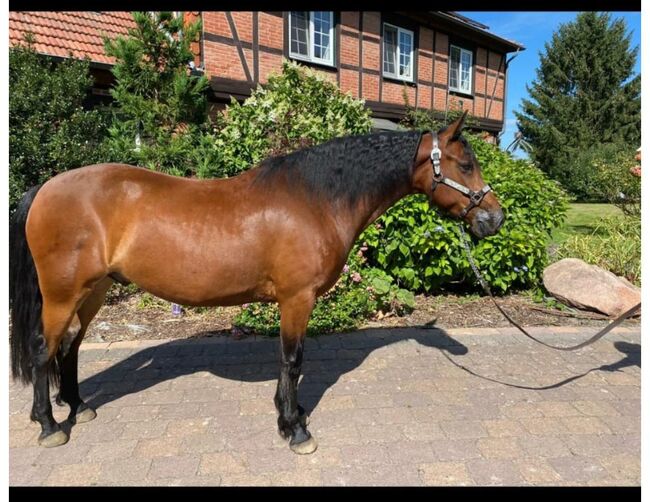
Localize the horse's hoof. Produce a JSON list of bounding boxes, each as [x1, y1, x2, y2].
[[75, 407, 97, 424], [290, 436, 318, 455], [38, 430, 69, 448]]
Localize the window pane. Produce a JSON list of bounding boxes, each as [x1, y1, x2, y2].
[[460, 50, 472, 91], [312, 11, 331, 61], [399, 31, 412, 78], [383, 25, 397, 75], [450, 46, 460, 66], [449, 67, 459, 89], [290, 11, 309, 56], [461, 50, 471, 67], [450, 46, 461, 89], [461, 68, 471, 91]]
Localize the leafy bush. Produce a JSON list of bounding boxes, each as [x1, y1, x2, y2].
[[9, 35, 110, 214], [361, 135, 570, 293], [557, 215, 640, 285], [589, 145, 640, 216], [197, 60, 373, 179], [561, 143, 640, 208], [234, 243, 414, 336]]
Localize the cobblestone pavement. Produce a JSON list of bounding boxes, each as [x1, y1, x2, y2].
[[9, 325, 640, 486]]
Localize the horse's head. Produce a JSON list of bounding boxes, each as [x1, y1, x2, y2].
[[413, 111, 504, 239]]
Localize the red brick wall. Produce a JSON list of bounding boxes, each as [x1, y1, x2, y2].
[[485, 51, 505, 121], [416, 27, 434, 109], [200, 11, 508, 124], [203, 12, 250, 82], [433, 32, 449, 113], [258, 12, 283, 82], [340, 11, 360, 97], [361, 12, 381, 102]]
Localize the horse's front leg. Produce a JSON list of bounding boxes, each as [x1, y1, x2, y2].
[[275, 292, 317, 455]]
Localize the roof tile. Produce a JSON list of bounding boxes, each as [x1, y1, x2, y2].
[[9, 11, 135, 64]]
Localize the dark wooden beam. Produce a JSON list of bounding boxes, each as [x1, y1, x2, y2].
[[253, 12, 259, 85], [225, 12, 253, 85]]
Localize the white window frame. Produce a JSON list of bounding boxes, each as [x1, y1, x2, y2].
[[449, 45, 473, 95], [382, 22, 414, 83], [288, 11, 335, 67]]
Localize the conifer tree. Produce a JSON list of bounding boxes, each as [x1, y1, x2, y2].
[[104, 12, 210, 176], [515, 12, 640, 190]]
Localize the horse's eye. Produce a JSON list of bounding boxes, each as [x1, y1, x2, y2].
[[459, 161, 473, 172]]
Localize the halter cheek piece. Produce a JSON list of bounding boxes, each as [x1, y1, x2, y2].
[[429, 132, 492, 218]]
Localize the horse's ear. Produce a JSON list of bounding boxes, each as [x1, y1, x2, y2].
[[444, 110, 468, 141]]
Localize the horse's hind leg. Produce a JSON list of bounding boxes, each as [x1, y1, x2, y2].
[[30, 298, 81, 447], [55, 277, 113, 424], [275, 292, 318, 455]]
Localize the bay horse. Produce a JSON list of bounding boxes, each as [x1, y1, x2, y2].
[[9, 111, 504, 454]]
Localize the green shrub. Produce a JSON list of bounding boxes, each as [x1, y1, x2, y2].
[[234, 244, 414, 336], [9, 35, 110, 214], [361, 135, 570, 293], [562, 143, 640, 209], [557, 215, 640, 285], [196, 60, 373, 179], [589, 145, 640, 216]]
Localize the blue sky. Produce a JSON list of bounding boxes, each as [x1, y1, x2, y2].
[[458, 12, 642, 157]]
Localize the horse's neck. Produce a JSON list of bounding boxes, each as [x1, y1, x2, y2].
[[335, 182, 413, 251]]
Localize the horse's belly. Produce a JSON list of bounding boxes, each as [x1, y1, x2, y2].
[[113, 230, 273, 306]]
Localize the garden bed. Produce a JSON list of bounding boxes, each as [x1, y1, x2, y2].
[[84, 292, 639, 344]]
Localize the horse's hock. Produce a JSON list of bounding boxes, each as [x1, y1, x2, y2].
[[543, 258, 641, 317]]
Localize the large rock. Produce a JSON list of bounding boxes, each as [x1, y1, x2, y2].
[[543, 258, 641, 317]]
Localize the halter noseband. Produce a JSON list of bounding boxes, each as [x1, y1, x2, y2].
[[429, 131, 492, 218]]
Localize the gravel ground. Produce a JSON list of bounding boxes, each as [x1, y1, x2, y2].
[[86, 291, 640, 344]]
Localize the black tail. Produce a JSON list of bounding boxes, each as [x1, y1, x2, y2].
[[10, 184, 46, 385]]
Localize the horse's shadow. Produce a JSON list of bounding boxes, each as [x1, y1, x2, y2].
[[76, 327, 640, 427], [79, 327, 469, 416], [601, 341, 641, 371]]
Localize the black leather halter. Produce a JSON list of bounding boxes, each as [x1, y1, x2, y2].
[[429, 131, 492, 218]]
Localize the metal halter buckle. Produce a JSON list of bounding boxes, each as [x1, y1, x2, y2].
[[430, 137, 442, 179], [470, 191, 484, 204]]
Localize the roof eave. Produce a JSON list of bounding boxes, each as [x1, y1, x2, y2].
[[427, 11, 525, 53]]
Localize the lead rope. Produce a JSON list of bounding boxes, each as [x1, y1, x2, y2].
[[456, 223, 641, 351]]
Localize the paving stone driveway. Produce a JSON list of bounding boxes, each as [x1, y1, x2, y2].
[[9, 325, 640, 486]]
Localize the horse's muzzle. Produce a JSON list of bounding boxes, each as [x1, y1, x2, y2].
[[470, 208, 505, 239]]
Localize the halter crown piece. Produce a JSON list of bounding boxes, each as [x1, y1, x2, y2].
[[429, 131, 492, 218]]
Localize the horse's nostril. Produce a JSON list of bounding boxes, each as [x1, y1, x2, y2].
[[495, 211, 505, 230]]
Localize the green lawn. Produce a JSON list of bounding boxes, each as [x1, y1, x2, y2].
[[550, 203, 623, 246]]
